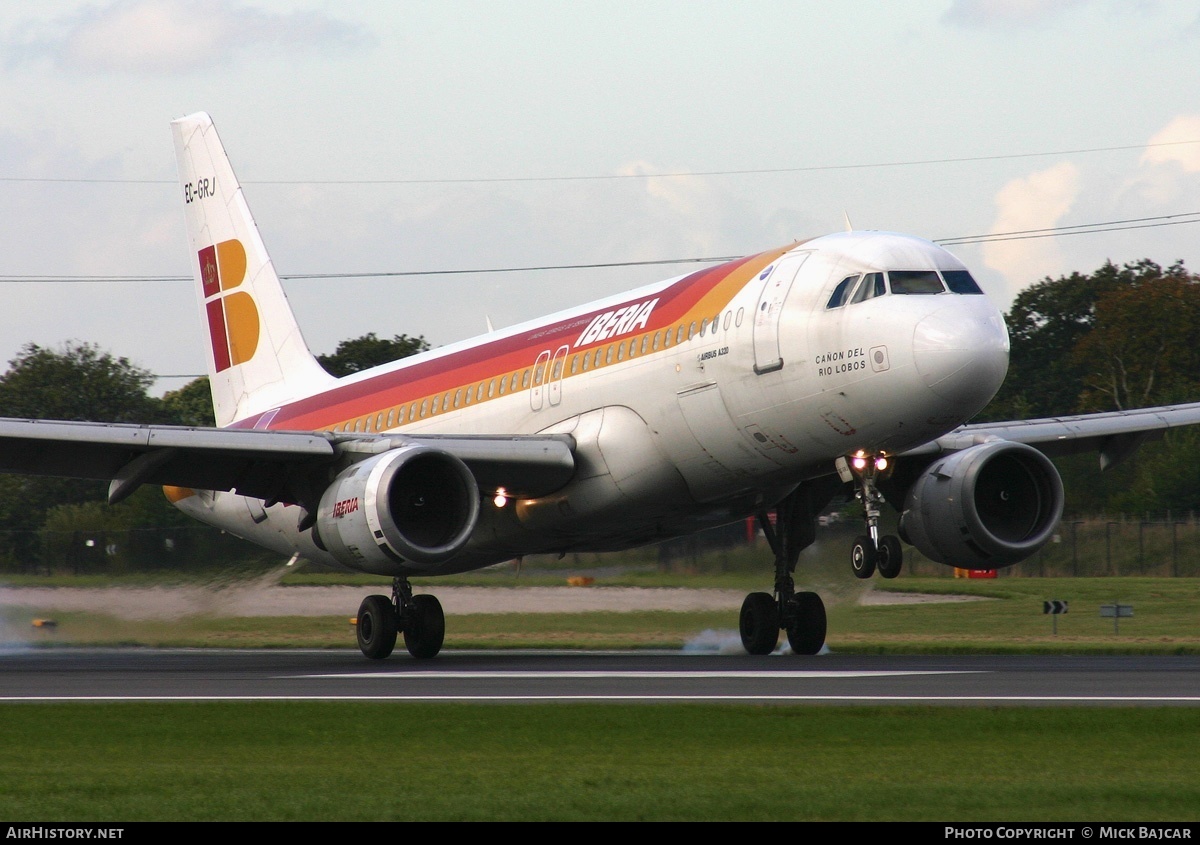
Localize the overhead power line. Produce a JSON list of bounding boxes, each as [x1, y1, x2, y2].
[[1, 211, 1198, 285], [2, 140, 1198, 186]]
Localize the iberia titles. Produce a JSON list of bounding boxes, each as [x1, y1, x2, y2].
[[574, 298, 659, 348]]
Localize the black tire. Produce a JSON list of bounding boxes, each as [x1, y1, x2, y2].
[[356, 594, 398, 660], [851, 535, 876, 579], [404, 593, 446, 659], [876, 535, 903, 579], [739, 591, 779, 655], [785, 591, 826, 655]]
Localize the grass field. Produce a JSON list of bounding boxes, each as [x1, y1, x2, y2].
[[0, 703, 1197, 821], [4, 576, 1199, 653]]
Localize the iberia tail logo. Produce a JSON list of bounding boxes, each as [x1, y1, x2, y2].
[[198, 239, 259, 372]]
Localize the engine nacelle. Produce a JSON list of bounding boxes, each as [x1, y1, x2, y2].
[[315, 445, 480, 571], [898, 441, 1064, 570]]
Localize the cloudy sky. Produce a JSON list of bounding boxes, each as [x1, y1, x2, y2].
[[1, 0, 1199, 394]]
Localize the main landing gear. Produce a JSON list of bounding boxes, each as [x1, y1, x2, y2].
[[740, 485, 829, 655], [356, 577, 445, 660], [839, 452, 904, 580]]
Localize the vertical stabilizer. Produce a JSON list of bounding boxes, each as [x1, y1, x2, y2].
[[171, 112, 334, 428]]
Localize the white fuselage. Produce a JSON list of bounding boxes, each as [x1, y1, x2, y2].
[[174, 230, 1009, 575]]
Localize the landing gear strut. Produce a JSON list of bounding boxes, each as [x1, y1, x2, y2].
[[740, 485, 829, 655], [356, 577, 445, 660], [839, 452, 904, 580]]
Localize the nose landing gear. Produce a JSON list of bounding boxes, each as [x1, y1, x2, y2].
[[838, 452, 904, 580]]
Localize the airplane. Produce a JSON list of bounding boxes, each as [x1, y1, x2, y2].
[[3, 111, 1200, 660]]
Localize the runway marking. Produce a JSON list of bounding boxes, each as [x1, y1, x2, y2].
[[299, 670, 982, 680], [2, 695, 1200, 703]]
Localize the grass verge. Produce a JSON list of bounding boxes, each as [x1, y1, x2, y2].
[[0, 702, 1196, 821]]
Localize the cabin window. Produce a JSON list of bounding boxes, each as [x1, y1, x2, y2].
[[375, 412, 385, 430], [594, 348, 603, 368], [616, 342, 625, 362], [581, 352, 590, 371], [652, 331, 661, 351], [699, 318, 708, 337], [552, 358, 563, 379], [530, 366, 540, 387], [688, 321, 697, 340], [409, 402, 418, 419], [431, 395, 440, 414], [889, 270, 944, 295], [510, 373, 520, 391], [641, 335, 650, 354], [420, 399, 428, 418], [735, 307, 744, 327], [571, 355, 580, 374], [498, 377, 506, 395], [942, 269, 984, 294], [628, 338, 637, 358], [723, 311, 731, 330], [676, 325, 685, 345], [606, 345, 614, 365], [386, 408, 396, 428], [454, 389, 462, 408], [398, 406, 406, 423]]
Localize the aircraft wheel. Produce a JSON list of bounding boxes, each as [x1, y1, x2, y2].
[[739, 591, 779, 655], [785, 591, 826, 655], [356, 594, 398, 660], [403, 593, 446, 659], [851, 535, 876, 579], [876, 535, 904, 579]]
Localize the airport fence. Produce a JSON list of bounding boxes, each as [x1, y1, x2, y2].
[[2, 513, 1200, 578]]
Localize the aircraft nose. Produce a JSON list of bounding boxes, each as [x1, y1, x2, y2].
[[912, 304, 1009, 408]]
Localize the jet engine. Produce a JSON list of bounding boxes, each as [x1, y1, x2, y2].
[[315, 445, 480, 571], [897, 441, 1064, 570]]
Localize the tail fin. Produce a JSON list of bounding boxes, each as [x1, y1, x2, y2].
[[171, 112, 334, 428]]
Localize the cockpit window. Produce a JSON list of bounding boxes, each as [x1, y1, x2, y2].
[[826, 275, 858, 309], [942, 269, 984, 294], [850, 272, 886, 304], [889, 270, 944, 295]]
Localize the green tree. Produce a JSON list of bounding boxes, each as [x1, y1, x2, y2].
[[317, 333, 430, 377], [0, 341, 166, 423], [161, 376, 216, 427]]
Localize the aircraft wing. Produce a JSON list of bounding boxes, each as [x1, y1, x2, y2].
[[902, 401, 1200, 470], [0, 417, 576, 507]]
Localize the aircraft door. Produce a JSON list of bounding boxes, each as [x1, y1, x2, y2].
[[529, 350, 551, 411], [548, 344, 569, 406], [752, 252, 810, 374]]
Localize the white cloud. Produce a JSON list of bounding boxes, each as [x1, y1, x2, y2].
[[943, 0, 1088, 29], [1140, 114, 1200, 173], [983, 162, 1080, 300], [5, 0, 371, 74]]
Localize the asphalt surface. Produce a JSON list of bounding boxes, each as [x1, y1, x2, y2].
[[1, 649, 1198, 705]]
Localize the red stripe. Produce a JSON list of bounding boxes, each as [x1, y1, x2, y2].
[[207, 299, 231, 373], [234, 247, 785, 429]]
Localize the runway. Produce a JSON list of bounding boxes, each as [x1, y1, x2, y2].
[[1, 649, 1198, 705]]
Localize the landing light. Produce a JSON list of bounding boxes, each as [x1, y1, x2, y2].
[[493, 488, 508, 508]]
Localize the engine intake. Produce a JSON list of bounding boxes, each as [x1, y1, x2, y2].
[[316, 445, 480, 571], [898, 441, 1064, 570]]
